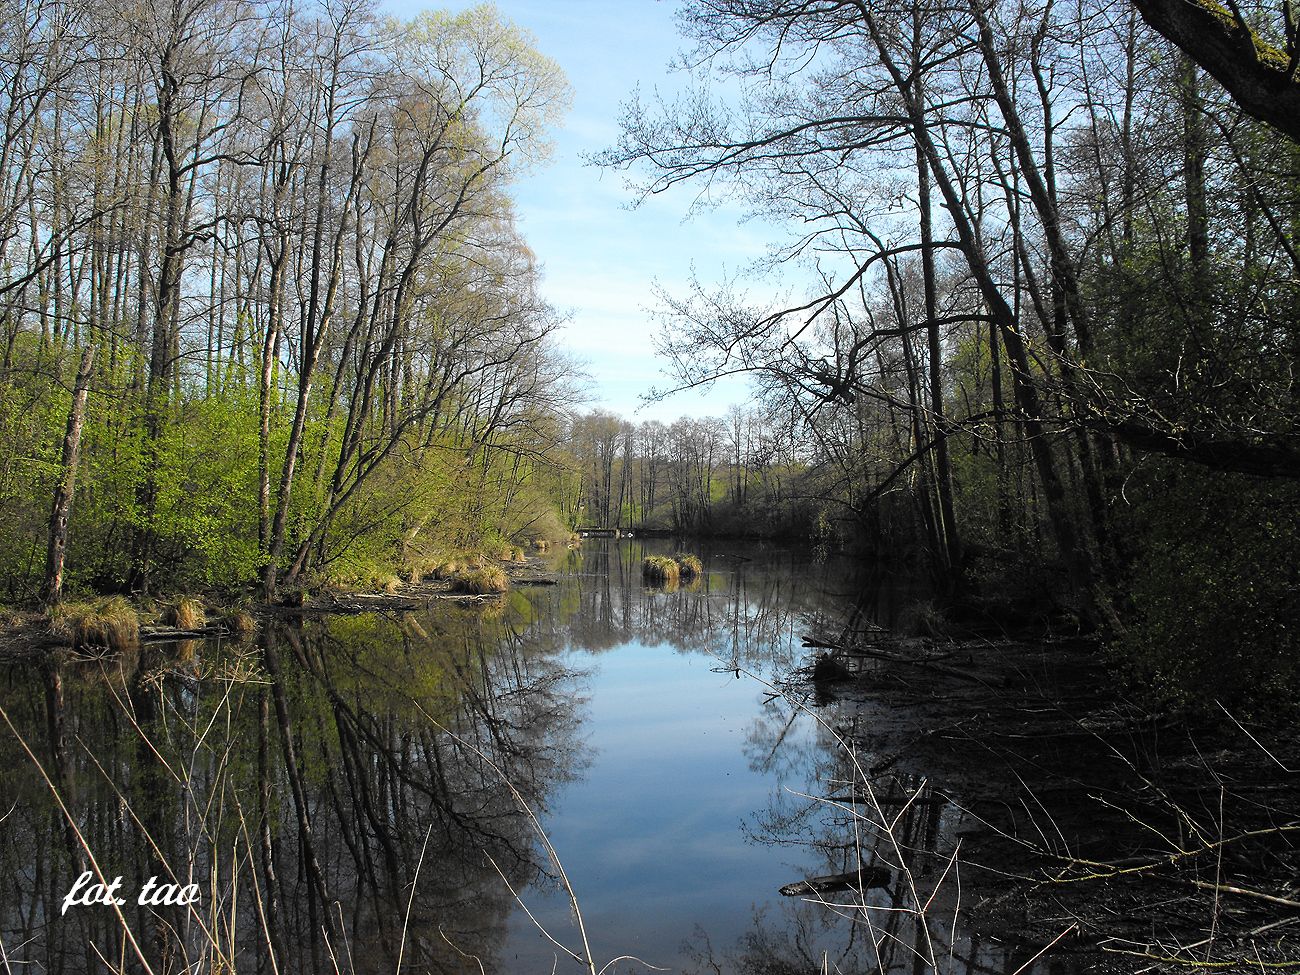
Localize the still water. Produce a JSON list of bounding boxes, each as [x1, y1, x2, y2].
[[0, 540, 1083, 974]]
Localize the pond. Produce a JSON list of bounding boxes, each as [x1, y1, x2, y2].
[[6, 538, 1283, 974]]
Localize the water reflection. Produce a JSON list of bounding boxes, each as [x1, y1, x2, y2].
[[1, 540, 1081, 974], [1, 600, 587, 974]]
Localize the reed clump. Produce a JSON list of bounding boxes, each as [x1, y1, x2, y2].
[[451, 565, 510, 595], [164, 596, 207, 630], [678, 555, 703, 581], [48, 597, 141, 651], [533, 538, 550, 553], [642, 556, 681, 586], [404, 557, 441, 583], [224, 609, 258, 638], [432, 560, 462, 580]]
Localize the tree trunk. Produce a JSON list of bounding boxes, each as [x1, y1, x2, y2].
[[916, 141, 962, 577], [42, 345, 95, 606]]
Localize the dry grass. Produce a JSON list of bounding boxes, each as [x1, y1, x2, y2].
[[48, 597, 141, 652], [432, 560, 462, 581], [451, 566, 510, 595], [404, 557, 441, 584], [223, 609, 258, 638], [164, 596, 206, 630], [642, 556, 681, 586], [532, 538, 550, 553], [678, 555, 703, 581]]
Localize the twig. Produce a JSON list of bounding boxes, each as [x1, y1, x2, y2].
[[395, 825, 433, 975], [1010, 923, 1077, 975], [482, 851, 586, 966], [1186, 880, 1300, 911], [1217, 701, 1296, 773], [414, 701, 600, 975], [439, 927, 488, 975]]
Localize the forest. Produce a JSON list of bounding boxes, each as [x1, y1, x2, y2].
[[0, 0, 1297, 711], [0, 0, 575, 605]]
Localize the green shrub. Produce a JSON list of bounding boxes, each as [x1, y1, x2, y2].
[[1120, 463, 1300, 713]]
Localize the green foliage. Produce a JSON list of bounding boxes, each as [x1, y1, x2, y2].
[[0, 341, 75, 597], [152, 392, 264, 588]]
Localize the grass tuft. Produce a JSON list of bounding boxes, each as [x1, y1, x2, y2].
[[48, 597, 140, 652], [404, 557, 440, 584], [224, 609, 258, 638], [165, 596, 207, 630], [678, 554, 703, 581], [451, 566, 510, 595], [642, 556, 681, 586]]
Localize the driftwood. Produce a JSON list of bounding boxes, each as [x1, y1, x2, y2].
[[140, 626, 225, 641], [822, 793, 949, 808], [779, 867, 892, 897], [803, 636, 987, 685]]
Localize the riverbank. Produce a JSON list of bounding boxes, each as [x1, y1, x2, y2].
[[0, 553, 563, 660]]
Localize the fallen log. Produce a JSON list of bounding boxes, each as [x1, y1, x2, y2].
[[779, 867, 892, 897]]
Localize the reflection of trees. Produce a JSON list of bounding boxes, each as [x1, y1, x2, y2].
[[549, 540, 861, 677], [719, 704, 1059, 975], [0, 598, 587, 974], [1, 539, 943, 975]]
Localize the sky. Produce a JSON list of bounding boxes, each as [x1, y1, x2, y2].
[[383, 0, 772, 423]]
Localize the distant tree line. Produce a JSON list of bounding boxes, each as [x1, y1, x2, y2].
[[558, 407, 819, 538], [0, 0, 573, 603]]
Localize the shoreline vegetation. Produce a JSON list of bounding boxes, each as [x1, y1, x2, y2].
[[0, 542, 576, 658]]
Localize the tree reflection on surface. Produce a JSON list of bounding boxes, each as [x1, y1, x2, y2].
[[0, 540, 1129, 974], [0, 597, 587, 974]]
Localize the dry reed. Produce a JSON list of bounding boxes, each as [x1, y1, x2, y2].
[[48, 597, 141, 651], [641, 556, 681, 586], [452, 566, 510, 595]]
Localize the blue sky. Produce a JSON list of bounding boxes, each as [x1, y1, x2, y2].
[[383, 0, 769, 422]]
